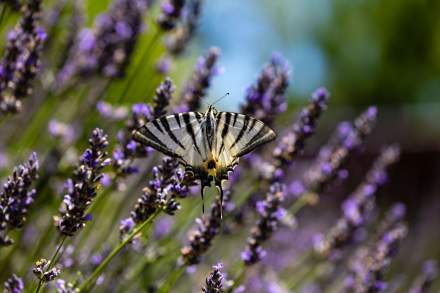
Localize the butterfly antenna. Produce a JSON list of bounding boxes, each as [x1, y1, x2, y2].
[[211, 92, 230, 107]]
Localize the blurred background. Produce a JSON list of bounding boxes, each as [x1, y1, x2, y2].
[[194, 0, 440, 280]]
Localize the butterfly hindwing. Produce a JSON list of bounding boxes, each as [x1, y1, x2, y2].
[[133, 112, 208, 165]]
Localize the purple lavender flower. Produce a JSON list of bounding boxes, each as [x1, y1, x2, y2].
[[269, 87, 330, 180], [55, 279, 76, 293], [0, 152, 39, 246], [166, 0, 202, 55], [57, 0, 149, 85], [181, 190, 231, 265], [121, 157, 192, 236], [202, 263, 224, 293], [4, 274, 24, 293], [157, 0, 185, 30], [314, 145, 401, 259], [0, 0, 46, 114], [48, 120, 76, 144], [32, 259, 61, 283], [96, 101, 128, 121], [346, 216, 407, 293], [242, 183, 285, 265], [304, 106, 378, 194], [55, 128, 110, 236], [112, 79, 173, 183], [240, 53, 290, 126], [177, 47, 220, 112], [153, 77, 175, 118], [409, 260, 438, 293]]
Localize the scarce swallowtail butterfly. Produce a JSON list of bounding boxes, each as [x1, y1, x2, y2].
[[132, 102, 276, 218]]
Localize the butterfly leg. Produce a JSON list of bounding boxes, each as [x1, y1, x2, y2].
[[215, 180, 224, 219]]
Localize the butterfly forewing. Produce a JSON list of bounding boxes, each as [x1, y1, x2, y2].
[[215, 112, 276, 162], [133, 112, 208, 165]]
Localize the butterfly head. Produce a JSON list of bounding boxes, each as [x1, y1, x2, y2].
[[206, 105, 218, 118]]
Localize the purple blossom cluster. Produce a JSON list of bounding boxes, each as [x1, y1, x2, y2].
[[268, 87, 330, 181], [165, 0, 202, 55], [304, 106, 378, 195], [409, 260, 438, 293], [111, 78, 174, 184], [242, 183, 286, 265], [240, 53, 290, 126], [120, 157, 192, 236], [202, 263, 224, 293], [177, 47, 221, 112], [157, 0, 186, 30], [57, 0, 150, 85], [0, 0, 46, 114], [0, 152, 39, 246], [55, 129, 110, 236], [345, 206, 408, 292], [181, 190, 231, 265], [313, 145, 401, 259], [32, 259, 61, 283], [4, 274, 24, 293]]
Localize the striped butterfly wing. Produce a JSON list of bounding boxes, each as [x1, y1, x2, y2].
[[133, 112, 208, 166], [214, 112, 276, 167]]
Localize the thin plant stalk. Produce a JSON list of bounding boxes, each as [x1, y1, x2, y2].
[[78, 210, 161, 292]]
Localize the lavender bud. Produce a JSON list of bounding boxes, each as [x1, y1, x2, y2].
[[305, 106, 378, 194], [202, 263, 224, 293], [55, 129, 109, 236], [181, 190, 231, 265], [270, 87, 329, 179], [4, 274, 24, 293], [157, 0, 185, 30], [0, 0, 45, 114], [32, 259, 61, 283], [55, 279, 77, 293], [240, 53, 290, 126], [409, 260, 438, 293], [166, 0, 202, 55], [242, 183, 285, 265], [153, 77, 174, 118], [178, 47, 220, 112], [0, 152, 39, 246]]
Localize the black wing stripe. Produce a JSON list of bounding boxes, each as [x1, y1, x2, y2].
[[218, 112, 232, 154], [232, 113, 238, 126], [236, 128, 276, 157], [152, 119, 164, 134], [174, 113, 181, 128], [133, 127, 177, 157], [231, 114, 250, 148], [248, 117, 258, 133], [161, 117, 185, 149], [244, 125, 268, 149], [183, 113, 203, 157]]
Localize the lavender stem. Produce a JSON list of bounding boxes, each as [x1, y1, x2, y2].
[[78, 210, 160, 292]]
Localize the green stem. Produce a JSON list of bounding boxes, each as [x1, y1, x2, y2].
[[157, 266, 185, 293], [34, 235, 67, 293], [78, 210, 160, 292], [226, 264, 246, 292]]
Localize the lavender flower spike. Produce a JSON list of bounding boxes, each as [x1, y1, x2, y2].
[[55, 128, 110, 236], [0, 152, 39, 246], [178, 47, 220, 112], [242, 183, 286, 265], [166, 0, 202, 55], [314, 145, 401, 259], [153, 77, 175, 118], [271, 87, 329, 174], [157, 0, 185, 30], [181, 190, 231, 265], [0, 0, 46, 114], [202, 263, 224, 293], [240, 53, 290, 126], [4, 274, 24, 293], [120, 157, 192, 236], [409, 260, 438, 293]]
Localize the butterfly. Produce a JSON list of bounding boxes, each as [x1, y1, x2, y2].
[[132, 105, 276, 217]]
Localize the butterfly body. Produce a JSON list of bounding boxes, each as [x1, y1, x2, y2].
[[133, 105, 276, 217]]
